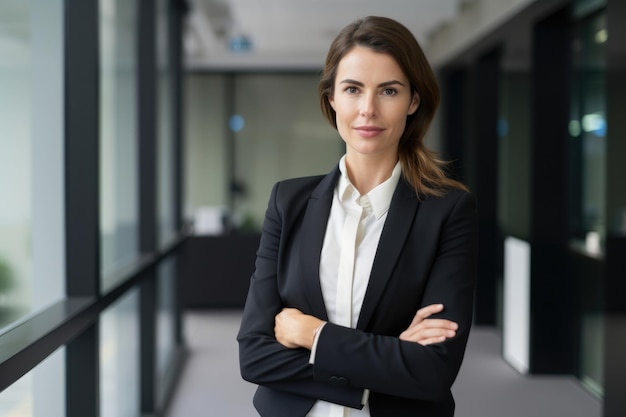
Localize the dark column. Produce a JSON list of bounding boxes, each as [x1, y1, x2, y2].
[[529, 6, 575, 374], [603, 0, 626, 415], [138, 0, 158, 413], [65, 0, 100, 416], [441, 68, 470, 184], [171, 0, 188, 232], [472, 48, 502, 326], [66, 326, 100, 417], [604, 239, 626, 417], [170, 0, 190, 349]]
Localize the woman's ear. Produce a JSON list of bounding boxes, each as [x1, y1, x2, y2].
[[408, 92, 420, 115], [328, 94, 336, 110]]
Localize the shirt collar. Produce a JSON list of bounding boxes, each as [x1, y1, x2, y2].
[[337, 155, 402, 220]]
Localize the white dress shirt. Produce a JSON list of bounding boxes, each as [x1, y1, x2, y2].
[[306, 156, 402, 417]]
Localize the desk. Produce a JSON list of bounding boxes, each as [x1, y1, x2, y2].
[[181, 234, 260, 308]]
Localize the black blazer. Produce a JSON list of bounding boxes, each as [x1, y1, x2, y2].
[[237, 166, 478, 417]]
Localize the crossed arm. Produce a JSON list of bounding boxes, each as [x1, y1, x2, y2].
[[238, 182, 477, 406], [274, 303, 459, 350]]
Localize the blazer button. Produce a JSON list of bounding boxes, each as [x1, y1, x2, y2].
[[329, 376, 348, 387]]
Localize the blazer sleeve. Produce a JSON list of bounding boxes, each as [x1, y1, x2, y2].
[[237, 181, 365, 409], [312, 191, 478, 402]]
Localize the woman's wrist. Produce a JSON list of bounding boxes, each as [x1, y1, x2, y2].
[[305, 319, 326, 349], [313, 321, 325, 339]]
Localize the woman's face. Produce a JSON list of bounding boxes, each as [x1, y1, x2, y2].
[[329, 46, 419, 161]]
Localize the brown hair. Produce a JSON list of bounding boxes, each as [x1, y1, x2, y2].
[[318, 16, 467, 197]]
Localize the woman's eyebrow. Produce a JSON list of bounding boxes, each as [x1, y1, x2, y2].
[[339, 79, 406, 88]]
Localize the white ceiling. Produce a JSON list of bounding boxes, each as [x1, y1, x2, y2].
[[184, 0, 462, 70]]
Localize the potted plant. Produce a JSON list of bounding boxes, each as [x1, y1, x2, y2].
[[0, 257, 14, 302]]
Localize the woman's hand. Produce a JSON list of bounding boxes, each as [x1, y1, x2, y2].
[[275, 308, 325, 350], [400, 304, 458, 346]]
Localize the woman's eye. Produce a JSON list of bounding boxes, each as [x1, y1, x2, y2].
[[345, 86, 359, 94], [382, 88, 397, 96]]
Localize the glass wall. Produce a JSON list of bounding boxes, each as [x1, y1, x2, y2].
[[155, 1, 180, 406], [498, 72, 531, 241], [185, 73, 342, 233], [157, 0, 177, 247], [0, 1, 186, 416], [156, 257, 177, 404], [0, 348, 65, 417], [0, 0, 65, 330], [570, 8, 607, 398], [100, 0, 139, 287], [569, 11, 607, 256], [233, 74, 343, 229], [100, 288, 140, 417], [497, 45, 532, 336], [184, 74, 229, 228]]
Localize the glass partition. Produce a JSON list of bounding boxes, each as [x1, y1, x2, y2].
[[233, 74, 343, 230], [569, 12, 606, 256], [0, 348, 65, 417], [184, 73, 342, 234], [0, 0, 64, 331], [156, 256, 177, 404], [100, 288, 140, 417], [184, 74, 229, 230], [570, 9, 606, 398], [157, 0, 177, 247], [100, 0, 139, 288], [498, 71, 531, 241]]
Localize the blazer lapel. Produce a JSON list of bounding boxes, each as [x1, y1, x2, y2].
[[297, 168, 340, 322], [356, 179, 419, 330]]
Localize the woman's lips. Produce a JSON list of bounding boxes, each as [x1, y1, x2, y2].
[[354, 126, 384, 138]]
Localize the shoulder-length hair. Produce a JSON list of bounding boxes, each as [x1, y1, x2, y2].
[[318, 16, 467, 197]]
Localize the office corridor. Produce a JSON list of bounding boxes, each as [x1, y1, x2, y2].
[[165, 311, 602, 417]]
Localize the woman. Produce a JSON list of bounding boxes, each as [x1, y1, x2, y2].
[[237, 16, 478, 417]]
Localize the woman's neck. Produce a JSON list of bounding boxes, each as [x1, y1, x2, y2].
[[344, 153, 398, 195]]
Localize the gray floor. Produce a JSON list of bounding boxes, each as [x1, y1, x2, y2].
[[165, 310, 602, 417]]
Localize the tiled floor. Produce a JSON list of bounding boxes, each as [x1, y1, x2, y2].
[[165, 310, 602, 417]]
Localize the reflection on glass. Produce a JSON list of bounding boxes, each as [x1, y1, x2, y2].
[[100, 0, 139, 286], [100, 288, 140, 417], [570, 10, 606, 399], [156, 256, 177, 403], [157, 0, 176, 246], [0, 0, 30, 324], [0, 348, 65, 417], [569, 12, 606, 255], [0, 0, 64, 330], [580, 312, 604, 397], [498, 71, 531, 240]]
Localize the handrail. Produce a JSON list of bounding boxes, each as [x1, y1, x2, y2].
[[0, 232, 189, 393]]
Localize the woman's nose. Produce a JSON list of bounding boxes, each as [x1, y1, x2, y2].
[[359, 93, 377, 118]]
